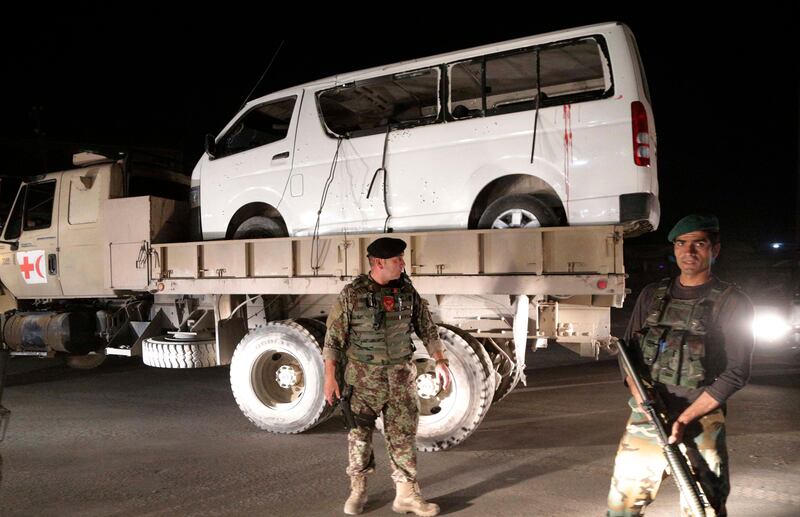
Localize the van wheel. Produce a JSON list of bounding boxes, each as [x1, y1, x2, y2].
[[229, 320, 331, 434], [478, 194, 558, 229], [232, 216, 287, 239]]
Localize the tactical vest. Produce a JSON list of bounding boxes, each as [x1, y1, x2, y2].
[[638, 278, 733, 389], [346, 274, 415, 365]]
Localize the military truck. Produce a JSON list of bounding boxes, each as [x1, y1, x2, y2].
[[0, 152, 628, 450]]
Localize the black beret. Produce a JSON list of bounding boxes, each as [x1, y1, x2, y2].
[[367, 237, 406, 259]]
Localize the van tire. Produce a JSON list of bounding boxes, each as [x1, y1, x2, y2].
[[232, 216, 287, 239], [478, 194, 558, 229]]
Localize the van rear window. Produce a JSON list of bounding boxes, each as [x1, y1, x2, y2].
[[318, 67, 440, 136]]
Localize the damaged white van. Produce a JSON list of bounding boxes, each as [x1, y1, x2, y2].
[[193, 21, 658, 240]]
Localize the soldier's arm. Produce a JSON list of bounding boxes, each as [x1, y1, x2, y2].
[[412, 292, 445, 358], [703, 290, 755, 403], [323, 288, 352, 404], [323, 288, 353, 363], [620, 283, 658, 385], [670, 290, 753, 443]]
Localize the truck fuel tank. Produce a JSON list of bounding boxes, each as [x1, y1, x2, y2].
[[3, 312, 99, 355]]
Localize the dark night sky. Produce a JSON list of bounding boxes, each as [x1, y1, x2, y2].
[[1, 4, 797, 250]]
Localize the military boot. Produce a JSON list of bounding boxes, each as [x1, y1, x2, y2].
[[343, 476, 367, 515], [391, 481, 439, 516]]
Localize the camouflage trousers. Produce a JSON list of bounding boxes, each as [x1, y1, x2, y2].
[[344, 360, 418, 484], [607, 398, 729, 517]]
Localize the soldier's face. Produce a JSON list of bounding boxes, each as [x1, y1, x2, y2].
[[380, 253, 405, 280], [674, 231, 719, 277]]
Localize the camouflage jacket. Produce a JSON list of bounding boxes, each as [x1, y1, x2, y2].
[[323, 273, 444, 363]]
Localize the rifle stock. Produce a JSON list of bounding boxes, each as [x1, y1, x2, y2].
[[615, 339, 708, 517]]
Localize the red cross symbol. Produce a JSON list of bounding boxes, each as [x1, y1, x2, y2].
[[20, 255, 35, 279]]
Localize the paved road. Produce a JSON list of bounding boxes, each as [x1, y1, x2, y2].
[[0, 349, 797, 516]]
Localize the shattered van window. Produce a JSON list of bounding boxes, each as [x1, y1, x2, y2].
[[449, 59, 484, 119], [216, 97, 296, 159], [318, 67, 440, 136], [483, 38, 609, 114]]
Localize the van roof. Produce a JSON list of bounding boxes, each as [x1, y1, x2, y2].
[[245, 21, 624, 108]]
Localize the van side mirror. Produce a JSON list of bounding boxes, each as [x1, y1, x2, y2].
[[204, 134, 217, 159]]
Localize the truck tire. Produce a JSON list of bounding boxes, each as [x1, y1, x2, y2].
[[477, 194, 558, 229], [65, 352, 107, 370], [142, 336, 216, 368], [232, 216, 287, 239], [292, 317, 336, 420], [409, 325, 495, 451], [230, 320, 330, 434], [482, 338, 523, 403]]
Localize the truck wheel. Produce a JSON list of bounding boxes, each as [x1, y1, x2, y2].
[[142, 334, 216, 368], [65, 352, 107, 370], [410, 325, 495, 451], [230, 320, 330, 434], [482, 338, 523, 403], [232, 216, 287, 239], [478, 194, 558, 229], [292, 317, 336, 420]]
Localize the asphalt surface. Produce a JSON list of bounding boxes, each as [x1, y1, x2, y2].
[[0, 347, 797, 516]]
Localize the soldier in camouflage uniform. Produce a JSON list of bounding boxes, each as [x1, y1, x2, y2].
[[324, 237, 451, 516], [607, 215, 754, 517]]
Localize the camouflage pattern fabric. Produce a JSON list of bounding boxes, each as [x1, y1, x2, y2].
[[607, 398, 729, 517], [344, 360, 419, 483], [323, 274, 444, 363]]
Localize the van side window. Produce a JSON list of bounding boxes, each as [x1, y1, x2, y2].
[[215, 97, 297, 159], [318, 67, 440, 136], [449, 59, 484, 118], [450, 37, 611, 119], [23, 181, 56, 232], [3, 185, 27, 240]]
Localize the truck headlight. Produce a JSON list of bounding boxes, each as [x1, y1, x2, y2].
[[752, 312, 791, 343]]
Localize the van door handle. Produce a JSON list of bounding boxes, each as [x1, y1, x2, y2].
[[272, 151, 290, 161], [48, 254, 57, 275]]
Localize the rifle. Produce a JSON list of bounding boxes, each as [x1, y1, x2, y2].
[[614, 339, 708, 517], [338, 384, 357, 430]]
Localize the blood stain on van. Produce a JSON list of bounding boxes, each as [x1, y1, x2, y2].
[[563, 104, 574, 199]]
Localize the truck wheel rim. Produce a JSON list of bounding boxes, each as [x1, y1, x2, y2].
[[414, 358, 454, 417], [252, 351, 305, 409]]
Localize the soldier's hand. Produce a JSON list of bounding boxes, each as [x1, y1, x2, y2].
[[668, 419, 687, 444], [435, 361, 451, 390], [324, 373, 340, 406]]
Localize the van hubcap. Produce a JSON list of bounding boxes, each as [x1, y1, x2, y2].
[[492, 208, 540, 228]]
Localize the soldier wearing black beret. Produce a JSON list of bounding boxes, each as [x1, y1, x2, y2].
[[323, 236, 450, 516]]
